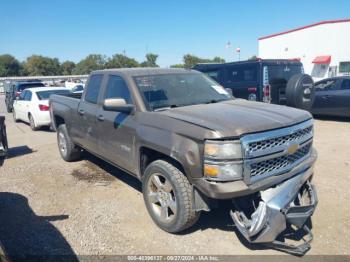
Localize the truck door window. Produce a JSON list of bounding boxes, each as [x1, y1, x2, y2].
[[104, 75, 132, 103], [341, 79, 350, 90], [85, 74, 103, 104]]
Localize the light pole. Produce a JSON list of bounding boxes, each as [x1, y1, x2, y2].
[[236, 47, 241, 61]]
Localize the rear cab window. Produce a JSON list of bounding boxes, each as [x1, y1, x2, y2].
[[266, 63, 303, 104], [85, 74, 103, 104], [267, 64, 303, 82]]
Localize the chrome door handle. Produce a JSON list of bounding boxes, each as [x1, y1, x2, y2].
[[78, 109, 85, 115]]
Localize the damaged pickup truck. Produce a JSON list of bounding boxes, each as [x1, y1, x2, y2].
[[50, 68, 318, 255]]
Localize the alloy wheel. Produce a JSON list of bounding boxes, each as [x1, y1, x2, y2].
[[58, 132, 67, 157], [147, 173, 177, 223]]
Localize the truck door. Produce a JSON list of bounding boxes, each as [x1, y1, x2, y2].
[[75, 74, 104, 153], [96, 74, 137, 173], [312, 78, 338, 116]]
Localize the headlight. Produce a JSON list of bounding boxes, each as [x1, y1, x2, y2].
[[204, 140, 242, 160], [204, 162, 243, 181], [204, 140, 243, 181]]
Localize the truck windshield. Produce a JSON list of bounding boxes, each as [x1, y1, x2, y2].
[[134, 73, 232, 111]]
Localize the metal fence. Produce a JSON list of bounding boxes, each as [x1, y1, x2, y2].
[[0, 75, 88, 82], [0, 75, 89, 94]]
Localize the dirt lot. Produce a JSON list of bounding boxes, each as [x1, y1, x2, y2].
[[0, 93, 349, 256]]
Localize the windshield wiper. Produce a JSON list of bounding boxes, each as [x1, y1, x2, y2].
[[153, 104, 180, 111]]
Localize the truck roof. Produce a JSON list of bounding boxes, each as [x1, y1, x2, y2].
[[92, 68, 198, 77], [193, 59, 302, 69]]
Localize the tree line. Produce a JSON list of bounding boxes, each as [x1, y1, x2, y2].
[[0, 53, 226, 77]]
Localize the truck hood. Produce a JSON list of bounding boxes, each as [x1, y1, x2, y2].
[[158, 99, 312, 138]]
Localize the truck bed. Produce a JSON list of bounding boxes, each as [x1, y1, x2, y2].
[[50, 93, 81, 130]]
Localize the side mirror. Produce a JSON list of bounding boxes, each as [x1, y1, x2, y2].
[[103, 98, 135, 114]]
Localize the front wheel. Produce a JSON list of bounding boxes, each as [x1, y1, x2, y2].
[[142, 160, 200, 233], [57, 124, 82, 162]]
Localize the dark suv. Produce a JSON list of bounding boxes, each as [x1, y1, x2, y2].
[[193, 59, 315, 110], [5, 81, 45, 112]]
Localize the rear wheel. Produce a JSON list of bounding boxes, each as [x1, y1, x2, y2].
[[29, 114, 39, 131], [57, 124, 82, 162], [142, 160, 200, 233]]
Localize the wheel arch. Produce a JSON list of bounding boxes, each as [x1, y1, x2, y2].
[[139, 146, 186, 178], [53, 115, 65, 129]]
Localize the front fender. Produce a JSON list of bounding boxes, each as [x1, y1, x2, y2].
[[137, 125, 203, 181]]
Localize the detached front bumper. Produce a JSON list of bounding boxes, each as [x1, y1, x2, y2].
[[230, 174, 317, 255]]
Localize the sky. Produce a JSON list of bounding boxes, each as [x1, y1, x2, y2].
[[1, 0, 350, 67]]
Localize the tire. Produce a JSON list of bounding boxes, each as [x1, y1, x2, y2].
[[57, 124, 82, 162], [13, 109, 19, 123], [142, 160, 200, 233], [286, 74, 315, 111], [29, 114, 39, 131]]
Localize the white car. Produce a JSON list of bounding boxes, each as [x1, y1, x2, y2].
[[13, 87, 71, 130], [70, 84, 84, 94]]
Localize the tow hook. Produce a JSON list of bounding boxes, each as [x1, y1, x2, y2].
[[230, 175, 318, 256]]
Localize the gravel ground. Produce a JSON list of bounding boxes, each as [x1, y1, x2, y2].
[[0, 94, 349, 256]]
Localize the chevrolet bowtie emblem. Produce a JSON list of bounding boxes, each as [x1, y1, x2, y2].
[[287, 144, 299, 155]]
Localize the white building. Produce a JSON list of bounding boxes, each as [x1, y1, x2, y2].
[[258, 19, 350, 81]]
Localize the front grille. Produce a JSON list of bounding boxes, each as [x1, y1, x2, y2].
[[241, 120, 314, 183], [250, 143, 311, 177], [248, 126, 312, 155]]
